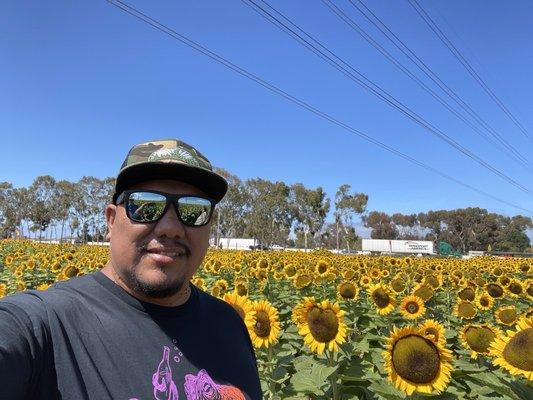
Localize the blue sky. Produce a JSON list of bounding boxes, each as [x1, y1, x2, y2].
[[2, 0, 532, 223]]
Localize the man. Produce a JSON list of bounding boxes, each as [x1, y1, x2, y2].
[[0, 139, 262, 400]]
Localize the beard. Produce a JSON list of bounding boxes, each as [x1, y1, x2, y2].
[[123, 267, 185, 299]]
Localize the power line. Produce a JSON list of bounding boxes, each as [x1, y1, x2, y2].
[[241, 0, 533, 196], [320, 0, 533, 173], [407, 0, 532, 142], [106, 0, 533, 215], [346, 0, 533, 164]]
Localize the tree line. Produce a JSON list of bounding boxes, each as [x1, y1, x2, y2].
[[0, 170, 531, 252]]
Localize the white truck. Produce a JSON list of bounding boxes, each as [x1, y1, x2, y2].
[[210, 237, 258, 251], [362, 239, 434, 255]]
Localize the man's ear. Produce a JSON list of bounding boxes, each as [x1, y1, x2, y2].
[[105, 204, 117, 241]]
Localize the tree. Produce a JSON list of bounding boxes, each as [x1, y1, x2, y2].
[[334, 184, 368, 251], [392, 213, 420, 239], [290, 183, 330, 249], [212, 168, 249, 244], [28, 176, 56, 241], [243, 179, 294, 247], [363, 211, 399, 239]]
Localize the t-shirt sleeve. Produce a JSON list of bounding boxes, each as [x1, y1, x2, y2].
[[0, 294, 50, 399]]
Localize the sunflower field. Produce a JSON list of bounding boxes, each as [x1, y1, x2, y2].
[[1, 239, 532, 400]]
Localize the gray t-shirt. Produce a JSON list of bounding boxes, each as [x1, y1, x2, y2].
[[0, 271, 262, 400]]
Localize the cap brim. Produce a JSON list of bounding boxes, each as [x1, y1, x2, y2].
[[113, 162, 228, 203]]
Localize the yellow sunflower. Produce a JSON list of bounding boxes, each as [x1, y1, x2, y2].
[[283, 264, 297, 279], [36, 283, 51, 291], [337, 281, 359, 302], [454, 301, 477, 320], [191, 277, 205, 290], [369, 267, 381, 281], [526, 280, 533, 300], [418, 319, 446, 347], [412, 283, 434, 302], [293, 298, 347, 355], [390, 277, 406, 294], [498, 276, 511, 287], [292, 297, 316, 326], [249, 299, 281, 349], [0, 283, 6, 298], [458, 287, 476, 302], [475, 292, 494, 311], [489, 316, 532, 380], [360, 275, 372, 288], [460, 324, 501, 359], [399, 295, 426, 320], [486, 283, 504, 299], [383, 326, 453, 395], [506, 279, 524, 298], [293, 272, 313, 289], [315, 259, 330, 276], [368, 283, 396, 315], [223, 292, 256, 332], [495, 306, 518, 327], [424, 274, 442, 290]]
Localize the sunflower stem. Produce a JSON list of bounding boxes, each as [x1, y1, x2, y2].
[[267, 346, 275, 399], [328, 350, 340, 400]]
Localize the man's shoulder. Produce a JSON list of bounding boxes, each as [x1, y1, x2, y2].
[[0, 273, 100, 318]]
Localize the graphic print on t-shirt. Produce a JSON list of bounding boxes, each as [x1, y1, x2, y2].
[[130, 344, 246, 400]]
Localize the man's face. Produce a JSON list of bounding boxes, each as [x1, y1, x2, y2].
[[105, 179, 211, 299]]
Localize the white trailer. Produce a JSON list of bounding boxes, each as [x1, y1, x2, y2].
[[211, 237, 258, 250], [362, 239, 434, 255]]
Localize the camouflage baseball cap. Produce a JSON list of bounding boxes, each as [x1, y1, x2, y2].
[[113, 139, 228, 203]]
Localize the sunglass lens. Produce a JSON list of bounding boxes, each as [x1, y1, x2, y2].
[[177, 197, 212, 226], [128, 192, 167, 222]]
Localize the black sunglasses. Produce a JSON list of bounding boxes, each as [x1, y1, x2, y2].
[[115, 190, 215, 227]]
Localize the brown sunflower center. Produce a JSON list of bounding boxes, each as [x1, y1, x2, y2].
[[306, 307, 339, 343], [294, 274, 311, 288], [498, 308, 517, 325], [65, 266, 79, 278], [285, 266, 296, 277], [318, 264, 328, 274], [424, 327, 439, 341], [406, 302, 419, 314], [391, 279, 405, 292], [508, 283, 522, 295], [425, 275, 440, 289], [499, 277, 510, 286], [528, 284, 533, 297], [391, 335, 441, 384], [254, 310, 271, 338], [502, 328, 533, 372], [339, 283, 357, 299], [372, 289, 391, 308], [458, 302, 476, 319], [236, 284, 248, 296], [414, 285, 433, 301], [479, 296, 490, 307], [487, 284, 504, 298], [464, 326, 495, 353], [459, 288, 476, 302]]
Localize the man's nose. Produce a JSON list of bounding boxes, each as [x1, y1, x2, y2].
[[153, 204, 186, 238]]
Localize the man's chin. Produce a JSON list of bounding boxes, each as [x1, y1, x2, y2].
[[128, 272, 184, 299]]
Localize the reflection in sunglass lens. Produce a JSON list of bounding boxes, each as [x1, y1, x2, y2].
[[178, 197, 212, 226], [128, 192, 167, 222]]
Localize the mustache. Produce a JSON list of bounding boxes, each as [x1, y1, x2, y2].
[[139, 241, 191, 256]]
